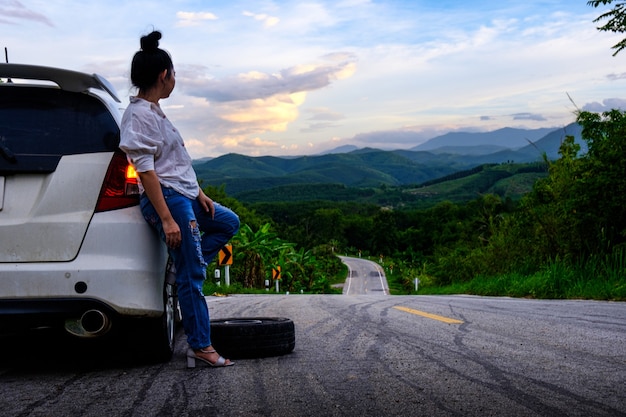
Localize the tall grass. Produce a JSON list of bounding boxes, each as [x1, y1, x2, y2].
[[417, 250, 626, 300]]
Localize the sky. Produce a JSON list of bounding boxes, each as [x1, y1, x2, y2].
[[2, 0, 625, 158]]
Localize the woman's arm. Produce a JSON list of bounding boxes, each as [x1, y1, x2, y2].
[[138, 170, 181, 249], [197, 188, 215, 219]]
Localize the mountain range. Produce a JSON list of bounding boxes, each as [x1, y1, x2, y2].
[[411, 127, 557, 151], [193, 123, 584, 197]]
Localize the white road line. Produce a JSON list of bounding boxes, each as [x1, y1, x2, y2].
[[345, 264, 353, 295], [376, 266, 387, 295]]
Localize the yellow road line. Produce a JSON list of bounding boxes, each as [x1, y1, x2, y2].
[[393, 306, 463, 324]]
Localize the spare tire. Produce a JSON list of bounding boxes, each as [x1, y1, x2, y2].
[[210, 317, 295, 359]]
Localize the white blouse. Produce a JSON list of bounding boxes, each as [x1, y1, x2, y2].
[[120, 97, 199, 199]]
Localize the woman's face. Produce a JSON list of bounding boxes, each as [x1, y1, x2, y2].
[[161, 67, 176, 98]]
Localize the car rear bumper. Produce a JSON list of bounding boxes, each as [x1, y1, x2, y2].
[[0, 207, 169, 330], [0, 297, 118, 332]]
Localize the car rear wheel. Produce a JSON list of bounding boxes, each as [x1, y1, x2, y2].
[[130, 281, 177, 363], [210, 317, 295, 359]]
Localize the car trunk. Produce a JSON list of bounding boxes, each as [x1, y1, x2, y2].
[[0, 85, 120, 262], [0, 153, 112, 262]]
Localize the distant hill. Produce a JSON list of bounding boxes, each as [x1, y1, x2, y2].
[[396, 163, 549, 208], [238, 163, 549, 208], [193, 124, 585, 200], [319, 144, 359, 154], [412, 127, 557, 152], [427, 145, 510, 155], [194, 149, 466, 195], [418, 123, 584, 163], [516, 123, 585, 159]]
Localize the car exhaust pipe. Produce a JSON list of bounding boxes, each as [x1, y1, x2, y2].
[[64, 309, 111, 338], [80, 309, 110, 334]]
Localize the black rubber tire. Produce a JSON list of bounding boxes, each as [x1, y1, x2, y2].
[[128, 282, 176, 363], [210, 317, 295, 359]]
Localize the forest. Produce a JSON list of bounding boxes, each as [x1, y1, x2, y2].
[[203, 109, 626, 300]]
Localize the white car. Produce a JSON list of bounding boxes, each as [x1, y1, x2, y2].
[[0, 64, 176, 362]]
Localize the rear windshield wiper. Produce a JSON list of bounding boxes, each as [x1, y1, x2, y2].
[[0, 136, 17, 163]]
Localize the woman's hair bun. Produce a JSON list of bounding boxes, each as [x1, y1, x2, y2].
[[140, 31, 162, 52]]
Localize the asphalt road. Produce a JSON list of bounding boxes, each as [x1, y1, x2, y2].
[[1, 293, 624, 417], [339, 256, 389, 295]]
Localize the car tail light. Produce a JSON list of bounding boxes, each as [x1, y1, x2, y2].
[[95, 150, 140, 212]]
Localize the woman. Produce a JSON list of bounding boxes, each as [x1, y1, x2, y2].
[[120, 30, 239, 368]]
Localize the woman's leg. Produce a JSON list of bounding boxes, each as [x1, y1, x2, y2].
[[192, 201, 240, 264], [141, 189, 211, 350]]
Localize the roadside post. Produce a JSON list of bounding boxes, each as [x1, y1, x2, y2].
[[218, 244, 233, 286], [214, 269, 221, 286], [272, 266, 281, 293], [414, 277, 420, 292]]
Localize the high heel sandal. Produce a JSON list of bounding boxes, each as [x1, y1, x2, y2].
[[186, 348, 234, 368]]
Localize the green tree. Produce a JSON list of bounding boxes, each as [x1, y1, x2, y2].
[[230, 223, 294, 288], [589, 0, 626, 55], [370, 210, 399, 256], [343, 214, 374, 255], [573, 110, 626, 252], [310, 208, 345, 247], [282, 247, 317, 292], [475, 109, 626, 273], [201, 183, 266, 231], [516, 135, 583, 260]]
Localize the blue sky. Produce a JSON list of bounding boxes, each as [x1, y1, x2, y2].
[[2, 0, 624, 158]]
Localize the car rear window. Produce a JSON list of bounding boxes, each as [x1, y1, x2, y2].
[[0, 86, 120, 174]]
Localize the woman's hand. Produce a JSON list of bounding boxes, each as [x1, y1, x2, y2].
[[198, 190, 215, 219], [163, 218, 182, 249], [138, 170, 182, 249]]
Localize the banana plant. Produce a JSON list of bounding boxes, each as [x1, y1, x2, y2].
[[231, 223, 294, 288]]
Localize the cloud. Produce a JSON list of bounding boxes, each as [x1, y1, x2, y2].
[[170, 53, 357, 156], [480, 116, 493, 121], [175, 11, 218, 27], [298, 108, 345, 132], [182, 53, 357, 102], [350, 130, 434, 148], [335, 123, 510, 152], [173, 55, 357, 155], [243, 11, 280, 28], [217, 92, 304, 133], [301, 122, 342, 133], [607, 73, 626, 81], [0, 0, 54, 26], [172, 89, 305, 156], [582, 98, 626, 112], [306, 108, 345, 121], [511, 112, 547, 121], [240, 136, 279, 148]]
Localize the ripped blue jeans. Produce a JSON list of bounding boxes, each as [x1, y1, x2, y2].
[[140, 186, 240, 350]]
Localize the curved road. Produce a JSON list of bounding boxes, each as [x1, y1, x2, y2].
[[339, 256, 389, 295]]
